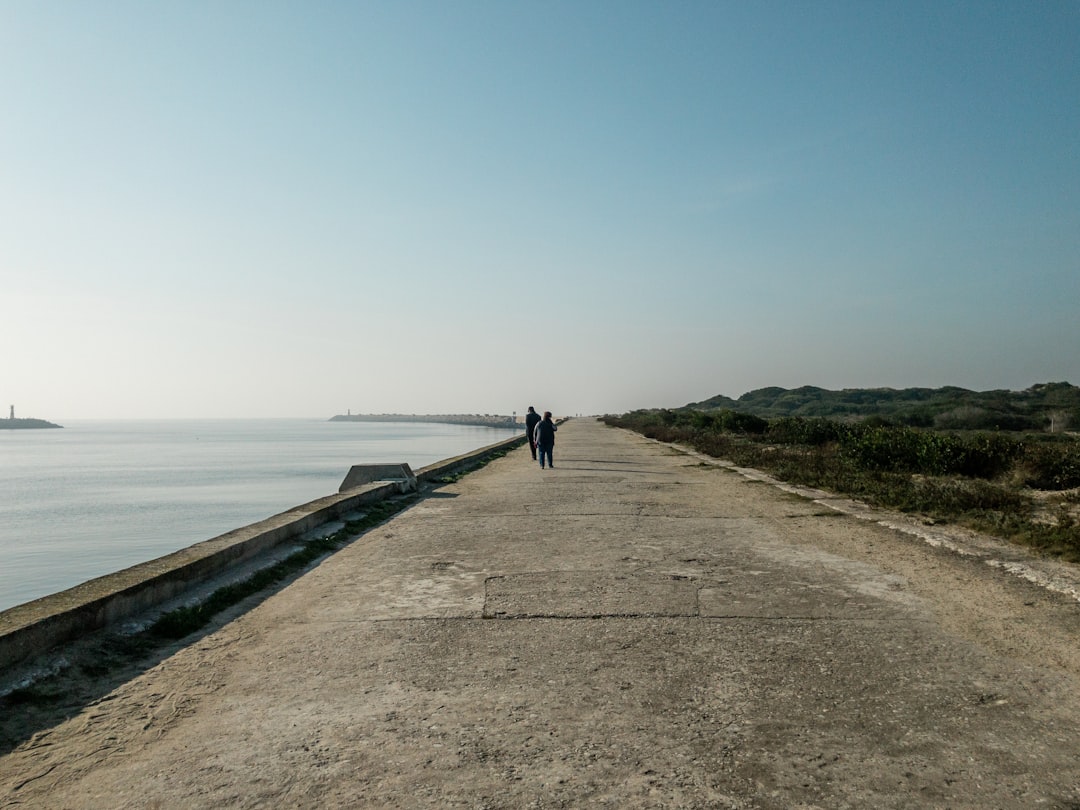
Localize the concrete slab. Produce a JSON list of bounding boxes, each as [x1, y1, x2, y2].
[[482, 571, 700, 618], [339, 462, 416, 493]]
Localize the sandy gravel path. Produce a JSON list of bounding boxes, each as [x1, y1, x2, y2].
[[3, 418, 1080, 808]]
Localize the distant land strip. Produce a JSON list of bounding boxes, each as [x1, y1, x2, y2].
[[329, 413, 518, 428], [0, 418, 63, 430]]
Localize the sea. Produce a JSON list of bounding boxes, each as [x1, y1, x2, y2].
[[0, 419, 521, 613]]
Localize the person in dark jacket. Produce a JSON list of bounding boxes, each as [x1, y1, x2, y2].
[[524, 406, 541, 460], [533, 411, 557, 469]]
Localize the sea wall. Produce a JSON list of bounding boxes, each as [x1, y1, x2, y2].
[[0, 432, 527, 675]]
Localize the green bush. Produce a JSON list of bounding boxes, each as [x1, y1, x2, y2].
[[839, 425, 1020, 479], [840, 425, 939, 474], [689, 411, 719, 431], [1023, 443, 1080, 490], [767, 417, 849, 446], [714, 409, 768, 435], [951, 433, 1022, 479]]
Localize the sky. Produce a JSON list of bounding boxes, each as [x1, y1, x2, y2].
[[2, 1, 1078, 420]]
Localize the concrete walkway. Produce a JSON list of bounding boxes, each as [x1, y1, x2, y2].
[[4, 418, 1080, 808]]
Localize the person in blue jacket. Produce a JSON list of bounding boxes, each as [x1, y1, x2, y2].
[[533, 411, 557, 469]]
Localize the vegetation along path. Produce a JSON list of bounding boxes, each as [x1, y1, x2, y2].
[[3, 418, 1080, 808]]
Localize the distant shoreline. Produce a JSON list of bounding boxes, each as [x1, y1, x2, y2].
[[330, 414, 518, 429], [0, 418, 63, 430]]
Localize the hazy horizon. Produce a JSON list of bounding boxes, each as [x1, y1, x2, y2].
[[3, 2, 1078, 421]]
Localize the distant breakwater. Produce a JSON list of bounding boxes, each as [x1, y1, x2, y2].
[[0, 418, 62, 430], [330, 414, 518, 428]]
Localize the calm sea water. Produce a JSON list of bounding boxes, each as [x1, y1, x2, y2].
[[0, 419, 520, 612]]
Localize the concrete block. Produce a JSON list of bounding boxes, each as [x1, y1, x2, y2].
[[339, 463, 417, 493]]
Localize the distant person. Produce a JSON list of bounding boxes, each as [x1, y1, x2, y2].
[[534, 411, 557, 469], [524, 406, 541, 460]]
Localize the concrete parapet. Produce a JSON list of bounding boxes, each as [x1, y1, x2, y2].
[[339, 463, 417, 493], [414, 432, 527, 484], [0, 431, 527, 675]]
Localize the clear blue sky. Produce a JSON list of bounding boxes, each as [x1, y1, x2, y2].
[[2, 1, 1078, 419]]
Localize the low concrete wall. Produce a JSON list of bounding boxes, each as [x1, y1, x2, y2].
[[0, 431, 527, 675], [413, 432, 526, 484]]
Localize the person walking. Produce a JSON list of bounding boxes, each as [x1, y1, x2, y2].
[[533, 411, 557, 469], [524, 406, 541, 461]]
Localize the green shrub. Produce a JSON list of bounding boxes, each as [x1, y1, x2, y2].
[[715, 409, 769, 435], [767, 417, 849, 446], [840, 426, 937, 474], [951, 433, 1022, 479], [838, 426, 1020, 480], [1023, 443, 1080, 490], [690, 411, 719, 431]]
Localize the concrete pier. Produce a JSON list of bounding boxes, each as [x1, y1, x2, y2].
[[3, 418, 1080, 808]]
